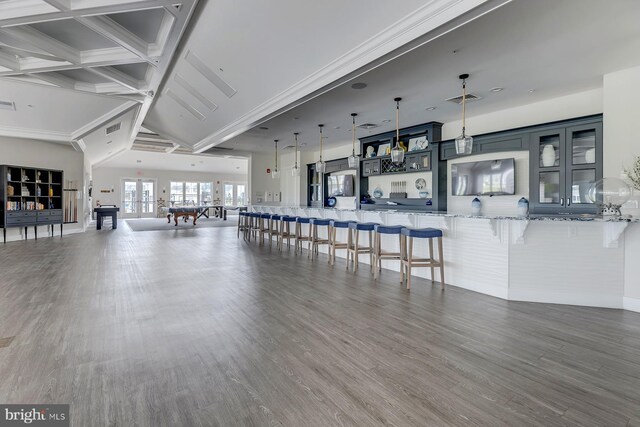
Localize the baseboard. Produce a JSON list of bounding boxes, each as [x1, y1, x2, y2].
[[623, 297, 640, 313], [509, 288, 623, 309]]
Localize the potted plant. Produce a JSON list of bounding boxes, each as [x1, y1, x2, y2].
[[624, 156, 640, 192]]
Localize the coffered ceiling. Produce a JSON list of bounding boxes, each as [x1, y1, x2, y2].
[[0, 0, 197, 163]]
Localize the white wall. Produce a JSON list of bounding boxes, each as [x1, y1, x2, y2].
[[442, 88, 603, 140], [603, 66, 640, 216], [91, 166, 246, 215], [249, 152, 282, 205], [1, 136, 84, 241]]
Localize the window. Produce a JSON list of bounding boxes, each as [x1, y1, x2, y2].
[[170, 182, 213, 206], [224, 183, 248, 206]]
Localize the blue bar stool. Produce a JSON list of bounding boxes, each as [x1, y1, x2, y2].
[[309, 218, 331, 261], [329, 220, 354, 267], [295, 217, 314, 256], [258, 213, 271, 245], [237, 211, 249, 239], [247, 212, 261, 241], [268, 214, 283, 248], [281, 216, 297, 250], [401, 227, 445, 290], [373, 225, 406, 281], [347, 222, 377, 272]]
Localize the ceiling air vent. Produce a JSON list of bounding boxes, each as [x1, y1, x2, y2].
[[357, 123, 379, 130], [106, 122, 121, 135], [446, 94, 481, 104], [0, 100, 16, 111]]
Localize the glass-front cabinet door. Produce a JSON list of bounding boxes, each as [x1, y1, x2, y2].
[[565, 123, 602, 211], [530, 128, 566, 210], [529, 119, 602, 214]]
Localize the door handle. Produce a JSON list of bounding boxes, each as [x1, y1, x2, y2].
[[560, 197, 564, 206]]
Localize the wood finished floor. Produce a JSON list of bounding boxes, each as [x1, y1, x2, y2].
[[1, 225, 640, 426]]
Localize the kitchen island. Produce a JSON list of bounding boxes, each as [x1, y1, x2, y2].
[[251, 205, 640, 312]]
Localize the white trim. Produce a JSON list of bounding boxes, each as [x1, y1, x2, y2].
[[0, 125, 70, 142], [623, 297, 640, 313], [509, 288, 623, 309], [71, 101, 138, 140]]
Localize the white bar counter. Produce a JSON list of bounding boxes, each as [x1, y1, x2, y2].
[[250, 205, 640, 312]]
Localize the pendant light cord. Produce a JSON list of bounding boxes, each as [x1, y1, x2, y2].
[[461, 77, 467, 137], [351, 115, 356, 156], [274, 139, 278, 170], [396, 100, 400, 145], [294, 133, 298, 169], [319, 125, 324, 162]]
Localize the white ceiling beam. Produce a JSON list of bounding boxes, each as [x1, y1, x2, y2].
[[76, 16, 157, 66], [41, 0, 71, 12], [0, 27, 80, 64], [0, 1, 182, 28], [166, 143, 179, 153], [86, 66, 146, 93], [70, 138, 87, 153], [72, 101, 138, 140]]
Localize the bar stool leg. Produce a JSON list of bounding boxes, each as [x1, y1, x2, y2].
[[407, 236, 414, 290], [374, 233, 380, 280], [354, 229, 359, 272], [438, 236, 445, 290], [399, 234, 404, 284], [368, 231, 373, 273], [428, 237, 435, 283], [310, 224, 316, 260], [330, 226, 336, 265]]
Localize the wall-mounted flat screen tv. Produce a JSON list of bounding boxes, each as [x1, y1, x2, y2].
[[451, 158, 515, 196], [327, 175, 354, 197]]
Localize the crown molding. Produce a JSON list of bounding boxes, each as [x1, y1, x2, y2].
[[0, 125, 71, 143]]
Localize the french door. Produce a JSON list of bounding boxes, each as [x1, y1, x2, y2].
[[122, 179, 156, 218]]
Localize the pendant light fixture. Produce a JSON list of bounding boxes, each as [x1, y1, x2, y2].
[[347, 113, 358, 168], [455, 73, 473, 155], [315, 124, 325, 173], [272, 139, 279, 179], [291, 132, 300, 176], [390, 97, 405, 164]]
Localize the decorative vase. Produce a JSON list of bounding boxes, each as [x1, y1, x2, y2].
[[471, 197, 481, 215], [542, 144, 556, 167], [517, 197, 529, 216], [7, 185, 14, 196], [585, 148, 596, 164]]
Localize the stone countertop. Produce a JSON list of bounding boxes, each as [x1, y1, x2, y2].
[[254, 205, 640, 223]]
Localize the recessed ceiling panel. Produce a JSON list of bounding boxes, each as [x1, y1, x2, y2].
[[108, 8, 166, 44], [30, 19, 119, 51], [112, 63, 149, 81]]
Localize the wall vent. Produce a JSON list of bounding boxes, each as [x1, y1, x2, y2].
[[0, 100, 16, 111], [446, 94, 481, 104], [357, 123, 379, 130], [106, 122, 121, 134]]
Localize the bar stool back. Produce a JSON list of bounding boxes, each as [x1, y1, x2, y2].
[[295, 217, 314, 256], [328, 220, 354, 267], [347, 222, 377, 272], [373, 225, 406, 281], [309, 218, 331, 261], [400, 228, 445, 290]]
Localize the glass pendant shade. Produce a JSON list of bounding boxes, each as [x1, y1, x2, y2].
[[391, 98, 405, 164], [271, 169, 279, 179], [348, 154, 358, 168], [455, 73, 473, 155], [291, 166, 300, 177], [455, 134, 473, 155]]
